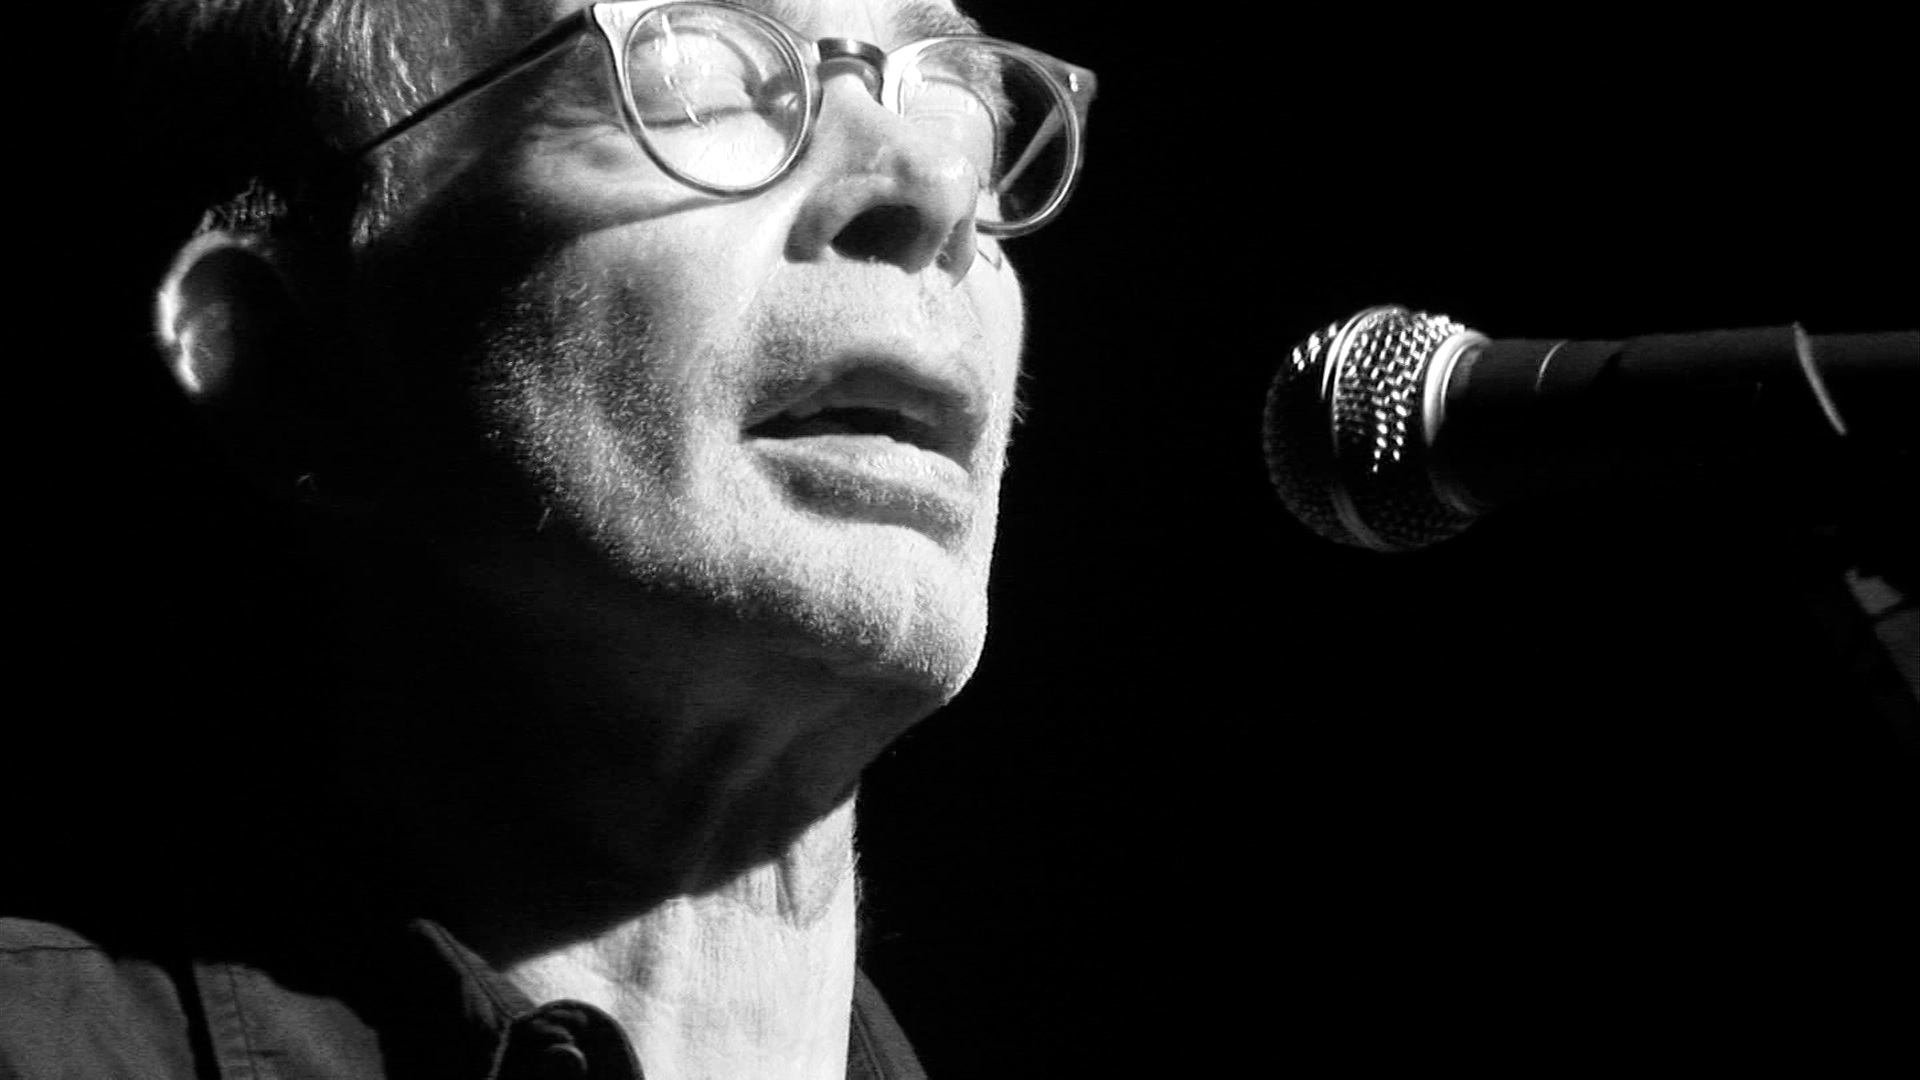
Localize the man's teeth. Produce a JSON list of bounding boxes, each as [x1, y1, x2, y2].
[[786, 392, 937, 427], [751, 401, 940, 450]]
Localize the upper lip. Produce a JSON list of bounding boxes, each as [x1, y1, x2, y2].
[[742, 353, 985, 467]]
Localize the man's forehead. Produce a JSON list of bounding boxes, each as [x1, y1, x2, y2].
[[535, 0, 981, 39], [747, 0, 981, 38]]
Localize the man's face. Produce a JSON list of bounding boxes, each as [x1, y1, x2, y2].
[[353, 0, 1025, 711]]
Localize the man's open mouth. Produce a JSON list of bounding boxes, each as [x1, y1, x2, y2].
[[748, 405, 941, 449], [744, 363, 977, 465]]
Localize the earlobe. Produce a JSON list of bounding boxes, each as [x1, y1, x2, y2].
[[154, 230, 301, 401]]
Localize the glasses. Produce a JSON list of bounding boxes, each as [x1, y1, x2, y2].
[[358, 1, 1097, 237]]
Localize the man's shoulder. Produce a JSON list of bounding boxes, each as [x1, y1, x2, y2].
[[0, 913, 181, 986], [1, 914, 105, 951], [0, 915, 202, 1078]]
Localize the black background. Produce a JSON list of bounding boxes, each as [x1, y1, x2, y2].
[[856, 7, 1919, 1075], [42, 4, 1920, 1076]]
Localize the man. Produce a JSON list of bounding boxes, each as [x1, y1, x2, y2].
[[2, 1, 1094, 1076]]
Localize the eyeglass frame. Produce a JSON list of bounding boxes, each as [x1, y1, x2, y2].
[[355, 0, 1097, 237]]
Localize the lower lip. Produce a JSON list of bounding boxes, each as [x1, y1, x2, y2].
[[748, 435, 972, 540]]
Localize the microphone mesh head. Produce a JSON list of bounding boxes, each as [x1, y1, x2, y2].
[[1264, 306, 1479, 552]]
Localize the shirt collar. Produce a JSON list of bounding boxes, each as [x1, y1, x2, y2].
[[193, 915, 641, 1079]]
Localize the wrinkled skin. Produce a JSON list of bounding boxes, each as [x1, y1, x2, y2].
[[294, 0, 1027, 937]]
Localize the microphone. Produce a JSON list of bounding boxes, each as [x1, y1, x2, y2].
[[1263, 306, 1919, 553]]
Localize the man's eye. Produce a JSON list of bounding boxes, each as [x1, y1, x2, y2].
[[900, 76, 999, 175], [633, 74, 757, 128], [627, 27, 791, 129]]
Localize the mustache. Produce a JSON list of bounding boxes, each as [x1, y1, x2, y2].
[[739, 278, 1006, 419]]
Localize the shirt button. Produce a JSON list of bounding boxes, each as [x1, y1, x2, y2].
[[538, 1041, 590, 1079]]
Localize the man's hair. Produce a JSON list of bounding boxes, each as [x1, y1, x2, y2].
[[125, 0, 514, 252]]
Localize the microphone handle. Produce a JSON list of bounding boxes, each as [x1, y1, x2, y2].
[[1430, 328, 1920, 513]]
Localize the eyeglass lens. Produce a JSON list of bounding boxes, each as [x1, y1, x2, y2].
[[621, 5, 1073, 226]]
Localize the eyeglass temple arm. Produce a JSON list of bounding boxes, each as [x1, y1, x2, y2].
[[355, 12, 594, 157], [992, 107, 1065, 196], [990, 63, 1093, 196]]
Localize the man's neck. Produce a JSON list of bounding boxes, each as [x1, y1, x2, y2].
[[501, 801, 860, 1080]]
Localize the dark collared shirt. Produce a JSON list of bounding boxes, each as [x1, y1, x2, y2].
[[1, 915, 925, 1079]]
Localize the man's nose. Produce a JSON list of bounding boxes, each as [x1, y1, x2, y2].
[[784, 63, 981, 280]]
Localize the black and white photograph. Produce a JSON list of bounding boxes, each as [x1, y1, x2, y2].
[[8, 4, 1915, 1076]]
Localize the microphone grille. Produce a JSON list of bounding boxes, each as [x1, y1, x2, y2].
[[1264, 306, 1478, 551]]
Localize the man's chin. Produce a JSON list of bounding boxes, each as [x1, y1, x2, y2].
[[621, 480, 993, 702], [715, 546, 988, 710]]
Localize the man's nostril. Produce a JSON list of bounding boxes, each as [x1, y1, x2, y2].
[[831, 204, 924, 262]]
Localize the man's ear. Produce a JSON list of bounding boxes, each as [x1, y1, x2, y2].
[[154, 230, 303, 405], [152, 229, 354, 498]]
